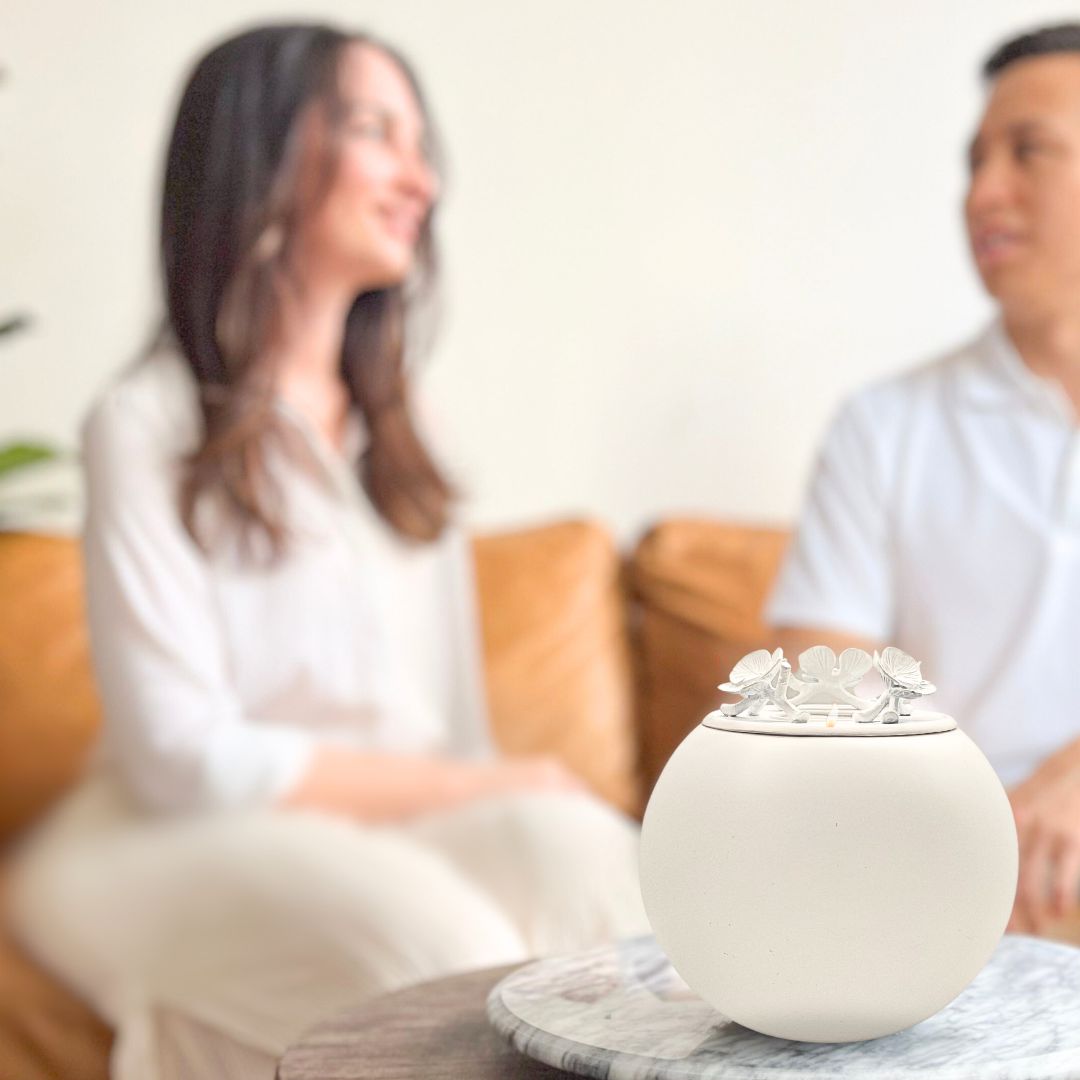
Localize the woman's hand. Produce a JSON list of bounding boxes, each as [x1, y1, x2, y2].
[[1008, 741, 1080, 934], [280, 748, 590, 823], [486, 754, 591, 798]]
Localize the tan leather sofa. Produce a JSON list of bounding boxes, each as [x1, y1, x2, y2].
[[59, 509, 1080, 1076]]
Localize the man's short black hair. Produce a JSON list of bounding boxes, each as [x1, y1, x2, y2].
[[984, 23, 1080, 79]]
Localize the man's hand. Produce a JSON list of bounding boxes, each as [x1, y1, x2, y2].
[[1008, 741, 1080, 934]]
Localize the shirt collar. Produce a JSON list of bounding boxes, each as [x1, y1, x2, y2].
[[271, 396, 367, 502], [956, 319, 1075, 424]]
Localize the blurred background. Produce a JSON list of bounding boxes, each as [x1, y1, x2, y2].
[[3, 0, 1076, 538]]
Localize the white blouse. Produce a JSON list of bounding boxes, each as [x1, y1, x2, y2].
[[81, 348, 493, 814]]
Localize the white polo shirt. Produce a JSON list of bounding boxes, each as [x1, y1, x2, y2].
[[767, 321, 1080, 786]]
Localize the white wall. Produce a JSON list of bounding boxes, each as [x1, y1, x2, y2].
[[3, 1, 1076, 539]]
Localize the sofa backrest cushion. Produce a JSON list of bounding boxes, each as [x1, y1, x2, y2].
[[473, 520, 640, 816], [630, 518, 789, 799], [0, 534, 101, 846]]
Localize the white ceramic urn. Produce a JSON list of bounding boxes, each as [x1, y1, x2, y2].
[[638, 646, 1018, 1043]]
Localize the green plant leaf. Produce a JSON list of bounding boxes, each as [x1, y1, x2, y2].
[[0, 441, 63, 478], [0, 314, 31, 339]]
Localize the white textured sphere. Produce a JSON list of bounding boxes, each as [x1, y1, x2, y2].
[[639, 720, 1018, 1042]]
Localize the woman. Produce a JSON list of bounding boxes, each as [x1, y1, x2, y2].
[[10, 23, 647, 1080]]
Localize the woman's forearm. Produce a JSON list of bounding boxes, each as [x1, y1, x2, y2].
[[278, 746, 588, 823]]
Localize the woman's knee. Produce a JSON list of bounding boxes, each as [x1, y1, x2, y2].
[[491, 792, 650, 949], [170, 810, 530, 981], [502, 791, 641, 874]]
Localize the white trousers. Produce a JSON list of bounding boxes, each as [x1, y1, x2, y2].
[[9, 774, 650, 1080]]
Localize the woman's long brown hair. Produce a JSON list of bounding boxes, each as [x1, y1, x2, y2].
[[159, 23, 452, 557]]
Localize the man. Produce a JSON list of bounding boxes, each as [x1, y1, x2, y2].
[[768, 24, 1080, 936]]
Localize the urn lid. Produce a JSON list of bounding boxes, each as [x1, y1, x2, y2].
[[705, 645, 956, 737]]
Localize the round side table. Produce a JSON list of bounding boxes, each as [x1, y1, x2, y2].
[[277, 963, 559, 1079]]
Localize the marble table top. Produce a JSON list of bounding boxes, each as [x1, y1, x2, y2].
[[486, 934, 1080, 1079]]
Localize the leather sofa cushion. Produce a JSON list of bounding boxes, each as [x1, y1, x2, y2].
[[0, 867, 112, 1080], [630, 518, 789, 798], [473, 519, 640, 816], [0, 534, 101, 847]]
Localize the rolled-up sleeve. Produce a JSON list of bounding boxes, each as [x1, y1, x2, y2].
[[765, 390, 897, 642], [82, 389, 316, 814]]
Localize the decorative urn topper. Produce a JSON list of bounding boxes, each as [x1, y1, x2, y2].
[[638, 645, 1018, 1044]]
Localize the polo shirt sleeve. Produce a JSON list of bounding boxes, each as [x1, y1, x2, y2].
[[82, 386, 317, 815], [765, 389, 896, 642]]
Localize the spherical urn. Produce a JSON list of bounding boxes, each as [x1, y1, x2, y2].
[[638, 716, 1018, 1042]]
